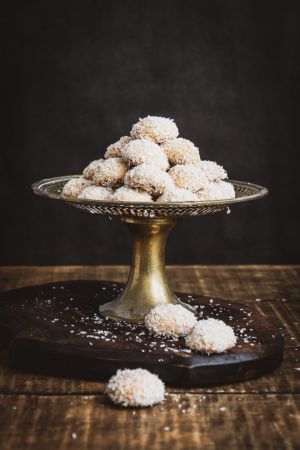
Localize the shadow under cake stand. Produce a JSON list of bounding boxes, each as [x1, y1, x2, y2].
[[0, 176, 284, 386]]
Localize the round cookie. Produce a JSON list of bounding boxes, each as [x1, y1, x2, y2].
[[78, 185, 112, 200], [92, 158, 128, 188], [157, 187, 199, 202], [124, 163, 173, 197], [104, 136, 132, 159], [106, 369, 165, 407], [168, 164, 208, 192], [145, 304, 197, 338], [111, 186, 152, 202], [122, 138, 169, 170], [198, 160, 227, 181], [131, 116, 179, 143], [197, 181, 235, 201], [62, 177, 92, 198], [185, 318, 237, 354], [161, 138, 200, 166]]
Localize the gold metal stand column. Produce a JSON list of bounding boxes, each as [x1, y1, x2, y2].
[[99, 217, 181, 321]]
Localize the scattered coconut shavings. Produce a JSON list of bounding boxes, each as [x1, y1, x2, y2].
[[106, 368, 165, 407], [145, 304, 197, 337]]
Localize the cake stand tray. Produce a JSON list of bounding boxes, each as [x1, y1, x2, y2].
[[0, 280, 283, 387]]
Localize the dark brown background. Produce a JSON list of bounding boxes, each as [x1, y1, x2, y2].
[[1, 0, 299, 264]]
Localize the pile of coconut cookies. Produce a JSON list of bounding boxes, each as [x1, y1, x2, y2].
[[62, 115, 235, 202]]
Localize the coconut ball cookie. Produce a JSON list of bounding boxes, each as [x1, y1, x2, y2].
[[161, 138, 200, 166], [198, 160, 227, 181], [131, 116, 179, 143], [157, 187, 199, 202], [78, 185, 112, 201], [185, 318, 237, 354], [83, 159, 104, 180], [106, 368, 165, 407], [92, 157, 128, 188], [62, 177, 92, 198], [104, 136, 132, 159], [122, 138, 169, 170], [197, 181, 235, 201], [168, 164, 208, 192], [112, 186, 153, 202], [124, 163, 173, 197], [145, 304, 197, 338]]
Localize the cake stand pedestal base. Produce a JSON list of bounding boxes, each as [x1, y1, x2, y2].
[[0, 280, 283, 387]]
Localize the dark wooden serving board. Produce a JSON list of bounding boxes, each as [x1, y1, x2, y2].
[[0, 280, 283, 387]]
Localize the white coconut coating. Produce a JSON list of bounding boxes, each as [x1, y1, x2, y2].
[[197, 181, 235, 201], [157, 187, 199, 202], [62, 177, 92, 198], [122, 138, 169, 170], [168, 164, 209, 192], [78, 185, 113, 201], [161, 138, 201, 166], [131, 116, 179, 143], [106, 369, 165, 407], [111, 186, 153, 202], [104, 136, 132, 159], [145, 304, 197, 338], [83, 159, 104, 180], [92, 158, 128, 188], [124, 163, 174, 196], [185, 318, 237, 354], [198, 160, 227, 181]]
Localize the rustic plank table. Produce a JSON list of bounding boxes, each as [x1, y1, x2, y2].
[[0, 265, 299, 450]]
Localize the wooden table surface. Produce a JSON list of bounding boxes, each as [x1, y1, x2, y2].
[[0, 265, 299, 450]]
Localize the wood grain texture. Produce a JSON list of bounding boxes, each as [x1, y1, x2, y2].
[[0, 281, 283, 386], [0, 266, 299, 450], [0, 394, 299, 450]]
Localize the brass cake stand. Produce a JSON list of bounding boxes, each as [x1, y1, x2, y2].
[[32, 176, 268, 322]]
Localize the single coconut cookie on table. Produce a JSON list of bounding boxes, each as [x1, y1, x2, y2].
[[131, 116, 179, 143], [122, 138, 169, 170], [185, 318, 237, 354], [78, 185, 112, 200], [197, 180, 235, 201], [168, 164, 208, 192], [145, 304, 197, 338], [106, 368, 165, 407], [104, 136, 132, 159], [161, 138, 200, 166], [124, 163, 173, 197], [91, 158, 128, 188], [157, 187, 199, 202], [198, 160, 227, 181], [112, 186, 153, 202], [62, 177, 92, 198]]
